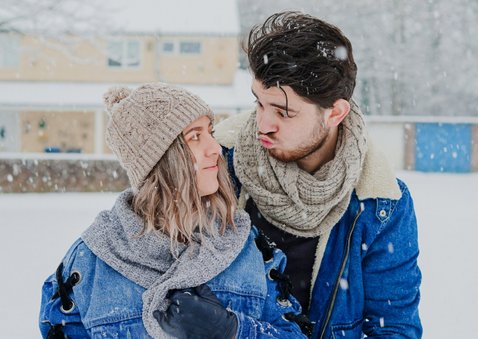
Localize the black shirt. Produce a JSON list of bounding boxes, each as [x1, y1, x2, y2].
[[245, 199, 319, 313]]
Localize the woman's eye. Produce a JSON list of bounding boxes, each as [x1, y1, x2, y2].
[[191, 133, 199, 141]]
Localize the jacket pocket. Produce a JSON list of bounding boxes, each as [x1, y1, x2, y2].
[[89, 317, 151, 338], [331, 318, 363, 338]]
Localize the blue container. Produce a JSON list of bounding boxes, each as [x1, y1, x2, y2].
[[415, 123, 471, 173]]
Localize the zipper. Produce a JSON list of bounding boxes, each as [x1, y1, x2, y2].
[[318, 202, 365, 339]]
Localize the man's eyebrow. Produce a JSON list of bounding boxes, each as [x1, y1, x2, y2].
[[251, 89, 298, 113], [271, 103, 296, 113]]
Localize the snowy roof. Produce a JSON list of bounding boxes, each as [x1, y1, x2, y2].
[[0, 70, 254, 113], [2, 0, 240, 36], [110, 0, 240, 35]]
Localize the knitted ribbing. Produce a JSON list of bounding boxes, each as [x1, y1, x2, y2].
[[234, 100, 368, 237]]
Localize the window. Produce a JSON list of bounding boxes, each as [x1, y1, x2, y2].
[[107, 40, 141, 68], [0, 34, 20, 68], [180, 42, 201, 54], [162, 42, 175, 53]]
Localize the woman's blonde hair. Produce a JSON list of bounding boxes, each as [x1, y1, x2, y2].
[[132, 134, 237, 249]]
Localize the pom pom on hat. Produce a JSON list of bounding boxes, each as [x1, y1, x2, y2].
[[103, 87, 132, 113]]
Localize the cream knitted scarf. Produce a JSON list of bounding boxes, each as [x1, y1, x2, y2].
[[234, 101, 368, 238]]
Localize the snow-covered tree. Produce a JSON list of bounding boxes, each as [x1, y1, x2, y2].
[[238, 0, 478, 116], [314, 0, 478, 116]]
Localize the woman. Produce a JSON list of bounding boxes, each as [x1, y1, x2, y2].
[[39, 83, 310, 338]]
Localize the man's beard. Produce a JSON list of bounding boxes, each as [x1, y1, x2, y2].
[[268, 126, 330, 163]]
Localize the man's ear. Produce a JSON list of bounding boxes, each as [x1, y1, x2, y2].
[[324, 99, 351, 127]]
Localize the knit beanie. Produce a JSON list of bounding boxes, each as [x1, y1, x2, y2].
[[104, 83, 214, 191]]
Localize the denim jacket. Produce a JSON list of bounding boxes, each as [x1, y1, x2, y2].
[[309, 181, 422, 338], [39, 226, 307, 338], [220, 140, 422, 338]]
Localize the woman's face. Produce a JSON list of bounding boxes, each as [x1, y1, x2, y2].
[[182, 116, 222, 197]]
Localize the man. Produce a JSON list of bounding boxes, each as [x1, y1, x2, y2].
[[215, 11, 422, 338]]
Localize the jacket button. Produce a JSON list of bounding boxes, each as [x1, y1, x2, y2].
[[379, 209, 387, 217]]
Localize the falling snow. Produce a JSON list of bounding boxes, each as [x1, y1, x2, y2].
[[388, 242, 395, 254], [339, 278, 349, 290], [334, 46, 348, 60]]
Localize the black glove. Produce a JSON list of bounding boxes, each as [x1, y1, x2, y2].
[[154, 284, 238, 339]]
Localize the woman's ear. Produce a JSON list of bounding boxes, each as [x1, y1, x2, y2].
[[324, 99, 351, 128]]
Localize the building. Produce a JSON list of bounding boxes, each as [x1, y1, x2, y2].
[[0, 0, 254, 154]]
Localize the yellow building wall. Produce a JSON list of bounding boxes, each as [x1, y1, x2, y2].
[[0, 34, 157, 83], [158, 36, 238, 85], [20, 111, 95, 153], [0, 33, 238, 85]]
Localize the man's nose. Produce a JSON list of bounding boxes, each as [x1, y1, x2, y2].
[[257, 110, 278, 135]]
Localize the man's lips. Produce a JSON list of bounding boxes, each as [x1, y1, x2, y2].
[[259, 136, 274, 148]]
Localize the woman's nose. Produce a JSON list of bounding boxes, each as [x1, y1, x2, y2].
[[205, 133, 221, 156]]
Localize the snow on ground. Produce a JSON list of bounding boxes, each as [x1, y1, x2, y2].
[[0, 171, 476, 338]]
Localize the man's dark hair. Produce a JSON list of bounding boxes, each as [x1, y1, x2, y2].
[[247, 11, 357, 108]]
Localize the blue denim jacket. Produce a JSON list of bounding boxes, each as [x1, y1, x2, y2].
[[39, 227, 307, 338], [223, 147, 422, 338], [309, 181, 422, 338]]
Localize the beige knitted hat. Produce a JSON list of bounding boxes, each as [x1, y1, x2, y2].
[[104, 82, 214, 191]]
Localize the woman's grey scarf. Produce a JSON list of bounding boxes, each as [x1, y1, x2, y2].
[[234, 101, 367, 238], [82, 189, 251, 338]]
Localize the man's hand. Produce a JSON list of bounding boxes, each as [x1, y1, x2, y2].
[[154, 284, 238, 339]]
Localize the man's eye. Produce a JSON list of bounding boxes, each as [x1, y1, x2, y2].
[[277, 110, 288, 118], [254, 100, 263, 108], [278, 110, 296, 118]]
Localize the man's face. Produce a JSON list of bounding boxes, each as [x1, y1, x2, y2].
[[252, 79, 330, 162]]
